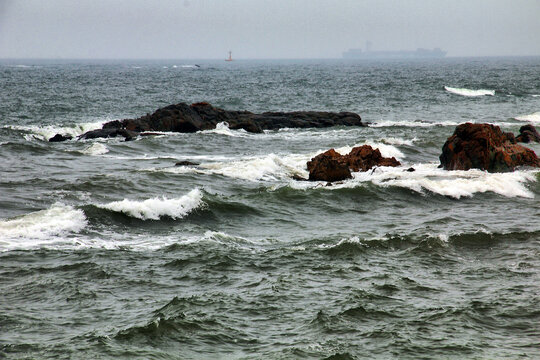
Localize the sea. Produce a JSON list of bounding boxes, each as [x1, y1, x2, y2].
[[1, 57, 539, 359]]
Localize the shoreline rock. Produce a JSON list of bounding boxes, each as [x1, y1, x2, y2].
[[439, 123, 540, 172]]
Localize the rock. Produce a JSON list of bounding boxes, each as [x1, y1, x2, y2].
[[439, 123, 540, 172], [405, 167, 416, 172], [306, 145, 401, 182], [78, 128, 137, 141], [516, 124, 540, 143], [78, 102, 365, 140], [48, 134, 73, 142], [344, 145, 401, 172], [307, 149, 352, 182], [175, 161, 199, 166]]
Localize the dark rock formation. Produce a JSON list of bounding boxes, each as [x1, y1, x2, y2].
[[79, 102, 365, 140], [439, 123, 540, 172], [49, 134, 73, 142], [516, 124, 540, 143], [78, 128, 137, 141], [306, 145, 401, 182], [175, 161, 199, 166]]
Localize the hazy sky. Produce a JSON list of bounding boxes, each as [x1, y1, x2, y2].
[[1, 0, 539, 59]]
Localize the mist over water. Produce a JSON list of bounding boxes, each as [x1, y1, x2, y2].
[[1, 58, 539, 359]]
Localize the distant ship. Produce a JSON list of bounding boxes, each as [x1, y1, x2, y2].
[[225, 51, 233, 62], [343, 42, 446, 59]]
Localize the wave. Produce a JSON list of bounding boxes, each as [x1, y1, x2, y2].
[[6, 120, 106, 141], [371, 120, 461, 128], [514, 112, 540, 123], [444, 86, 495, 97], [199, 122, 248, 137], [289, 163, 538, 199], [146, 142, 405, 182], [78, 143, 109, 155], [0, 203, 87, 251], [95, 188, 203, 220]]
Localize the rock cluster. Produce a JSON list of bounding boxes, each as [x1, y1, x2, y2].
[[49, 102, 365, 142], [439, 123, 540, 172], [306, 145, 401, 182]]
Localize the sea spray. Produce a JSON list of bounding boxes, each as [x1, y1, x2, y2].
[[96, 188, 203, 220]]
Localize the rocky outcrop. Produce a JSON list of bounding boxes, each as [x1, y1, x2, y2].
[[78, 128, 137, 141], [439, 123, 540, 172], [516, 124, 540, 143], [307, 149, 352, 182], [48, 134, 73, 142], [306, 145, 401, 182], [77, 102, 365, 140]]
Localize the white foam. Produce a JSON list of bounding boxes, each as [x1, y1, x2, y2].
[[334, 141, 404, 160], [532, 95, 540, 98], [79, 143, 109, 155], [145, 143, 405, 182], [200, 121, 248, 137], [96, 188, 203, 220], [7, 120, 106, 141], [289, 163, 537, 199], [514, 112, 540, 123], [381, 137, 417, 146], [0, 203, 87, 251], [371, 120, 461, 128], [444, 86, 495, 97]]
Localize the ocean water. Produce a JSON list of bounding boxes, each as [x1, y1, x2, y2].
[[1, 58, 539, 359]]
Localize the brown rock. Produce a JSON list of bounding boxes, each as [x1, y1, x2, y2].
[[306, 146, 401, 182], [307, 149, 352, 182], [516, 124, 540, 143], [439, 123, 540, 172]]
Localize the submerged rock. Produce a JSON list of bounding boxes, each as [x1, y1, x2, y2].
[[439, 123, 540, 172], [78, 128, 137, 141], [48, 134, 73, 142], [306, 145, 401, 182], [516, 124, 540, 143], [78, 102, 365, 140], [175, 160, 199, 166]]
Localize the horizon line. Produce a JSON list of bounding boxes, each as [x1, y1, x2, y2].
[[1, 55, 540, 61]]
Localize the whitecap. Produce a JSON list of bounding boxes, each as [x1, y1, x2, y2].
[[96, 188, 203, 220], [289, 163, 537, 199], [514, 112, 540, 123], [444, 86, 495, 97], [79, 143, 109, 155], [0, 203, 87, 251], [334, 141, 404, 160], [7, 120, 106, 141], [371, 120, 461, 128], [200, 121, 248, 137], [380, 137, 417, 146], [145, 143, 405, 182]]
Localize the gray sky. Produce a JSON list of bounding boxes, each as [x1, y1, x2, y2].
[[1, 0, 539, 59]]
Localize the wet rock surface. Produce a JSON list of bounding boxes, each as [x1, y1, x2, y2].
[[439, 123, 540, 172], [79, 102, 365, 140], [306, 145, 401, 182]]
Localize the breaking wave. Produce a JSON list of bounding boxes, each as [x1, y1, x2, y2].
[[290, 163, 538, 199], [0, 203, 87, 251], [79, 143, 109, 155], [444, 86, 495, 97], [6, 121, 106, 141], [514, 112, 540, 123], [95, 188, 203, 220]]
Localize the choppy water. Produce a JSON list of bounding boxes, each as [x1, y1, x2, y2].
[[1, 58, 540, 359]]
